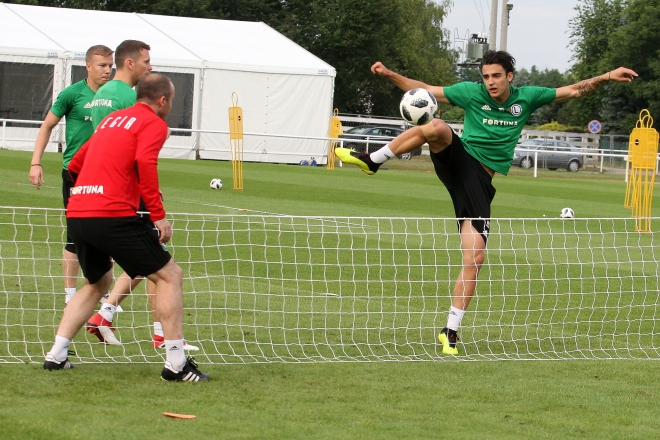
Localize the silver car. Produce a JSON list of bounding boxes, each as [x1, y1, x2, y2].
[[512, 139, 585, 172]]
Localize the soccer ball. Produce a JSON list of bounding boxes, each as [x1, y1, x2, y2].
[[210, 178, 223, 189], [399, 88, 438, 126], [560, 207, 574, 219]]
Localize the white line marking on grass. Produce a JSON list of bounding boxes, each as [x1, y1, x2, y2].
[[167, 197, 285, 216], [0, 180, 59, 190], [167, 197, 370, 229]]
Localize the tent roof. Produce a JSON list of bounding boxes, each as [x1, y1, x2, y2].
[[0, 2, 335, 76]]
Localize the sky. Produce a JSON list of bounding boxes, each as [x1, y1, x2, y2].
[[442, 0, 581, 72]]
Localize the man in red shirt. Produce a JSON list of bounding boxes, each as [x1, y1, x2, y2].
[[43, 73, 209, 382]]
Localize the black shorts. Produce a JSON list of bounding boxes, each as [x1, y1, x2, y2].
[[62, 169, 76, 253], [67, 216, 171, 284], [430, 131, 496, 243]]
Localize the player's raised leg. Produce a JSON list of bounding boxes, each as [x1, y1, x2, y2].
[[438, 220, 487, 355], [335, 119, 454, 175]]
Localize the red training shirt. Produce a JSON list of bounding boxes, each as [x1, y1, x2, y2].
[[66, 103, 167, 222]]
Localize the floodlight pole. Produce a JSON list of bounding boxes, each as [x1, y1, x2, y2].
[[499, 0, 513, 52], [489, 0, 498, 51]]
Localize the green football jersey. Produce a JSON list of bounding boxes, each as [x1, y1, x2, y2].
[[49, 79, 95, 170], [90, 80, 137, 129], [443, 82, 556, 175]]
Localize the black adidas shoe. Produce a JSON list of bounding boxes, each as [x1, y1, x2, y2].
[[334, 148, 381, 175], [161, 357, 210, 382], [43, 354, 74, 370]]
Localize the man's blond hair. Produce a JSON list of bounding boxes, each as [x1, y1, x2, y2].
[[85, 45, 113, 63]]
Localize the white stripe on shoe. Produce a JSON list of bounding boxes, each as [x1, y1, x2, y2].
[[98, 327, 122, 346]]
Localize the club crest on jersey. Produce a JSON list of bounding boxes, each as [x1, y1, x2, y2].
[[510, 104, 522, 116]]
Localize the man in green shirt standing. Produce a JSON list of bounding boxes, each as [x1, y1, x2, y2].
[[29, 44, 114, 306], [85, 40, 197, 351], [336, 51, 637, 355], [91, 39, 152, 128]]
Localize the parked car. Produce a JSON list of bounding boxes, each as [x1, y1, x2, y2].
[[512, 138, 585, 172], [339, 125, 422, 159]]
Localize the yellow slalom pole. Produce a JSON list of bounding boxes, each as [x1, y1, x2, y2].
[[228, 92, 244, 191], [626, 110, 658, 231], [327, 109, 343, 170]]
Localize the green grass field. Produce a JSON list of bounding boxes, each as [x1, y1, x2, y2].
[[1, 149, 660, 439]]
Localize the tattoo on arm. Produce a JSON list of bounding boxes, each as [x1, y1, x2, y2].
[[576, 76, 608, 97]]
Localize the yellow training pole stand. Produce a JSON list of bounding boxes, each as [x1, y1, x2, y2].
[[624, 127, 638, 209], [626, 110, 658, 232], [228, 92, 244, 191], [327, 109, 342, 170]]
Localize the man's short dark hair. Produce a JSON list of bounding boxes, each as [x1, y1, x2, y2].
[[136, 73, 173, 103], [115, 40, 150, 69], [86, 45, 113, 63], [481, 50, 516, 75]]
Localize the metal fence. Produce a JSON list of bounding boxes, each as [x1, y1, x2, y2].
[[0, 117, 647, 175], [0, 118, 332, 165]]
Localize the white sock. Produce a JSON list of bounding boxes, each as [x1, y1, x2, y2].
[[369, 144, 395, 164], [153, 322, 164, 337], [49, 335, 71, 362], [446, 306, 466, 331], [165, 339, 186, 371], [99, 303, 117, 322], [64, 288, 76, 304]]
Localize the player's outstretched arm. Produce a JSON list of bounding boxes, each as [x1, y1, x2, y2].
[[371, 61, 450, 104], [554, 67, 638, 102], [29, 111, 62, 189]]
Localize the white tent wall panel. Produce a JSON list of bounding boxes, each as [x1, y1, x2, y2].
[[0, 54, 62, 153], [201, 69, 269, 133], [265, 73, 334, 138], [152, 65, 202, 160], [198, 70, 333, 164]]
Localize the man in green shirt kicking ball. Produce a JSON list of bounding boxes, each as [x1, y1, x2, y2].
[[29, 44, 114, 306], [336, 50, 637, 355]]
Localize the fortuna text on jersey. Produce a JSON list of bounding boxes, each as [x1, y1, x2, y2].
[[71, 185, 104, 195], [91, 98, 113, 108], [483, 119, 519, 126]]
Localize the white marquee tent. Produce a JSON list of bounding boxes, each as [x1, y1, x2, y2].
[[0, 2, 336, 163]]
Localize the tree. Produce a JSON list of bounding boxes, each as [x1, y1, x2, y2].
[[605, 0, 660, 131], [564, 0, 627, 133], [279, 0, 454, 115]]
